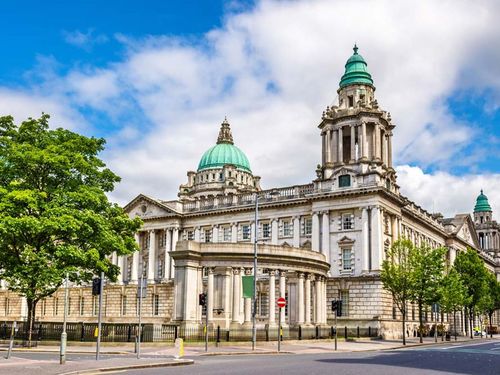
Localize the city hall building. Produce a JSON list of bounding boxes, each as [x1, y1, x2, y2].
[[1, 46, 499, 339]]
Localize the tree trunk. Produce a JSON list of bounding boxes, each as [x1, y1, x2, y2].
[[489, 312, 493, 339], [26, 299, 38, 348], [453, 310, 457, 341], [469, 309, 473, 339], [418, 301, 423, 343], [402, 309, 406, 346], [441, 311, 444, 341]]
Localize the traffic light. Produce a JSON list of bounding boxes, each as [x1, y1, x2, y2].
[[331, 300, 342, 317], [92, 278, 101, 296], [199, 292, 207, 306]]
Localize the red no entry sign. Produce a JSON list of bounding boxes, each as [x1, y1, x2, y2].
[[277, 297, 286, 308]]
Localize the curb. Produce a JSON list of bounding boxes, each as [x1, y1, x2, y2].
[[0, 348, 130, 355], [59, 359, 194, 375], [200, 350, 293, 356], [381, 337, 496, 351]]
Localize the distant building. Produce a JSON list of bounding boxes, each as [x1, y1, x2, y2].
[[1, 46, 498, 339]]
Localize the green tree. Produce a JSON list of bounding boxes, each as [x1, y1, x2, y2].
[[409, 244, 446, 343], [482, 272, 500, 338], [454, 248, 489, 339], [0, 114, 141, 345], [381, 238, 415, 345], [439, 267, 468, 340]]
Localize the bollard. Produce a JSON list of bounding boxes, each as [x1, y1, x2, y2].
[[174, 325, 178, 340], [357, 326, 360, 338], [216, 326, 221, 347], [344, 327, 348, 340], [368, 326, 371, 337], [174, 338, 184, 360], [299, 326, 302, 340]]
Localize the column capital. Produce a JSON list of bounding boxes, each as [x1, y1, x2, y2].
[[244, 268, 253, 275], [269, 269, 277, 276], [305, 273, 314, 280], [292, 215, 301, 221], [297, 272, 305, 279], [278, 269, 287, 278], [207, 267, 215, 274], [232, 267, 241, 275]]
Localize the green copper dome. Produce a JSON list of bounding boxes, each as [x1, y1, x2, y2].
[[474, 190, 492, 212], [339, 44, 374, 88], [197, 119, 252, 172]]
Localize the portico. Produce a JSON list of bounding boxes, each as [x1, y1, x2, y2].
[[171, 241, 330, 329]]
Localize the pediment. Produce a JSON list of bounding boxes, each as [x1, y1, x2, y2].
[[454, 215, 480, 248], [332, 167, 357, 178], [338, 236, 355, 245], [124, 194, 179, 219]]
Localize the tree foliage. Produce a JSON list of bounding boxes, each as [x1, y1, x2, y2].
[[0, 114, 141, 342], [381, 238, 415, 345]]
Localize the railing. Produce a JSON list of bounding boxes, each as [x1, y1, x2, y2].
[[0, 321, 379, 344], [182, 184, 315, 214]]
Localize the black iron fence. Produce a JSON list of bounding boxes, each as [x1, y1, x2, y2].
[[0, 321, 379, 344]]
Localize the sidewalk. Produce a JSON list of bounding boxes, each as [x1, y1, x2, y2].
[[0, 335, 495, 375]]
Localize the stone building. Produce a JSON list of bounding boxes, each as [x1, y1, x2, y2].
[[0, 46, 499, 338]]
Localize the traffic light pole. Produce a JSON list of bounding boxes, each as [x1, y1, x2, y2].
[[334, 312, 338, 351], [137, 273, 143, 359], [205, 303, 209, 352]]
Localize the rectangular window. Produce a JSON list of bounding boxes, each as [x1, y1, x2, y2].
[[304, 218, 312, 235], [339, 174, 351, 187], [157, 257, 163, 279], [283, 220, 292, 237], [412, 304, 415, 321], [153, 294, 160, 316], [68, 298, 72, 315], [392, 304, 397, 319], [54, 298, 59, 316], [342, 213, 354, 230], [262, 223, 271, 239], [187, 230, 194, 240], [223, 226, 231, 242], [121, 295, 127, 316], [202, 228, 212, 243], [242, 224, 251, 240], [342, 248, 352, 271], [348, 95, 354, 107], [127, 256, 132, 281], [340, 290, 349, 317]]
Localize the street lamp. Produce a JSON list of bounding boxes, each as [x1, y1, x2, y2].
[[60, 273, 69, 365], [252, 189, 279, 351]]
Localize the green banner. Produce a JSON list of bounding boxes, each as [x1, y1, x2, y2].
[[242, 275, 254, 298]]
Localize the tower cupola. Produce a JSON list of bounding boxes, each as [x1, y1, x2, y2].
[[339, 44, 374, 88]]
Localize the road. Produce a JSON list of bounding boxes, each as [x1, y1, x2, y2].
[[120, 340, 500, 375]]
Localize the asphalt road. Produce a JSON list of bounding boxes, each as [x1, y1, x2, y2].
[[121, 340, 500, 375]]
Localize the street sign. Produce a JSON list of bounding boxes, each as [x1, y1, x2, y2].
[[277, 297, 286, 308]]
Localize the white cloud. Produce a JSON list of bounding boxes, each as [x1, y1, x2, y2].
[[5, 0, 500, 218], [396, 165, 500, 221], [63, 29, 108, 50]]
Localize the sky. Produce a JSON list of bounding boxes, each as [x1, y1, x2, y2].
[[1, 0, 499, 219]]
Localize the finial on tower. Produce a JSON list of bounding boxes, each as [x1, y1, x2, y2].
[[353, 43, 359, 55], [481, 189, 484, 195], [217, 117, 234, 144]]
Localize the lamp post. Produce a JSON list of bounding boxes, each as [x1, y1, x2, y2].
[[60, 273, 69, 364]]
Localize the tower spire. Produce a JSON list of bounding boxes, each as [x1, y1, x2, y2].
[[217, 117, 234, 144]]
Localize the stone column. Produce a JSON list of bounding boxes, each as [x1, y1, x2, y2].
[[297, 272, 305, 324], [131, 233, 140, 283], [374, 124, 381, 161], [371, 207, 382, 270], [322, 278, 327, 324], [338, 127, 344, 164], [164, 229, 172, 279], [305, 274, 312, 325], [117, 255, 124, 284], [350, 125, 356, 162], [271, 219, 279, 245], [325, 130, 331, 163], [231, 223, 238, 243], [231, 268, 241, 326], [292, 216, 300, 248], [391, 215, 399, 243], [315, 277, 321, 324], [361, 121, 368, 160], [321, 211, 330, 263], [207, 267, 214, 323], [279, 271, 286, 324], [381, 131, 387, 165], [361, 207, 370, 272], [312, 212, 320, 252], [332, 129, 338, 164], [171, 228, 179, 279], [268, 270, 276, 325], [194, 227, 200, 242], [212, 225, 219, 243], [387, 132, 393, 168], [243, 268, 252, 325], [148, 230, 156, 282]]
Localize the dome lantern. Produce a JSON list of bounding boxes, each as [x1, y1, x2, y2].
[[339, 44, 374, 88]]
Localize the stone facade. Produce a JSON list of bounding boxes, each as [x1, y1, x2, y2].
[[0, 46, 498, 339]]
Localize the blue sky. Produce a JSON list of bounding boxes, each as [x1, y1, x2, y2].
[[0, 0, 499, 217]]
